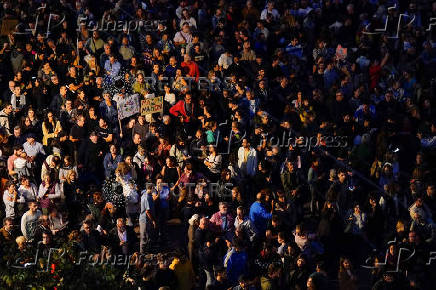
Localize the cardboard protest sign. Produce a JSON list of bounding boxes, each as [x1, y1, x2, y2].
[[117, 94, 140, 119], [141, 96, 163, 115]]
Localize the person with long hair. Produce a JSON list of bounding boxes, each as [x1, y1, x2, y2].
[[288, 254, 310, 290], [338, 257, 358, 290], [42, 110, 62, 147], [59, 155, 78, 184], [103, 144, 122, 178], [115, 162, 139, 226], [98, 202, 119, 236], [204, 145, 222, 182], [37, 174, 61, 215], [63, 170, 83, 226], [229, 186, 244, 213], [84, 55, 101, 77], [161, 156, 181, 192]]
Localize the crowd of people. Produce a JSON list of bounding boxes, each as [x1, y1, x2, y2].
[[1, 0, 436, 289]]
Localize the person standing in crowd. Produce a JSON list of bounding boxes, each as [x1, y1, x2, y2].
[[139, 184, 157, 254], [20, 201, 42, 241]]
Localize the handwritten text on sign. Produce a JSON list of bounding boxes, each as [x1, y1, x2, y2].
[[117, 94, 140, 119], [141, 96, 163, 115]]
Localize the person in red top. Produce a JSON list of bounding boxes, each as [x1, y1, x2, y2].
[[169, 93, 197, 136], [181, 54, 200, 82], [169, 93, 195, 123]]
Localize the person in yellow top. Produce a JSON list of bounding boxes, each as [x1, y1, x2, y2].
[[169, 252, 195, 290], [42, 111, 62, 146], [132, 72, 151, 97]]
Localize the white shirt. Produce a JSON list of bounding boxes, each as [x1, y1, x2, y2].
[[18, 184, 38, 202], [118, 175, 139, 214], [205, 154, 222, 174], [260, 8, 280, 20], [179, 17, 197, 29], [38, 183, 61, 199], [173, 31, 192, 44], [11, 93, 26, 109], [165, 93, 176, 105], [21, 210, 42, 239], [118, 228, 127, 242], [218, 53, 233, 70], [23, 141, 45, 157], [3, 190, 16, 218]]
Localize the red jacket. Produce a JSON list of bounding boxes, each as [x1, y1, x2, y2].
[[181, 61, 200, 82], [169, 100, 194, 122]]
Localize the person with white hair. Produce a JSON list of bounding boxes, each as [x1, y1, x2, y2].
[[188, 213, 200, 263]]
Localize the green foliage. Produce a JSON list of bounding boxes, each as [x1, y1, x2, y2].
[[0, 242, 130, 289]]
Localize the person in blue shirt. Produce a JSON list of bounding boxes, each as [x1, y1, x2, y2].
[[323, 62, 339, 90], [224, 239, 248, 285], [249, 192, 272, 234], [99, 92, 118, 131], [155, 175, 170, 243], [103, 144, 122, 178], [104, 54, 121, 84], [139, 184, 157, 253]]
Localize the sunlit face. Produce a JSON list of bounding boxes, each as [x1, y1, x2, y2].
[[5, 105, 13, 114], [354, 205, 361, 214], [338, 172, 346, 182], [117, 219, 125, 231], [29, 202, 38, 212], [14, 86, 21, 95], [133, 134, 141, 144], [77, 117, 85, 126], [99, 118, 106, 127], [83, 223, 91, 233], [297, 258, 305, 267], [8, 184, 16, 193]]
